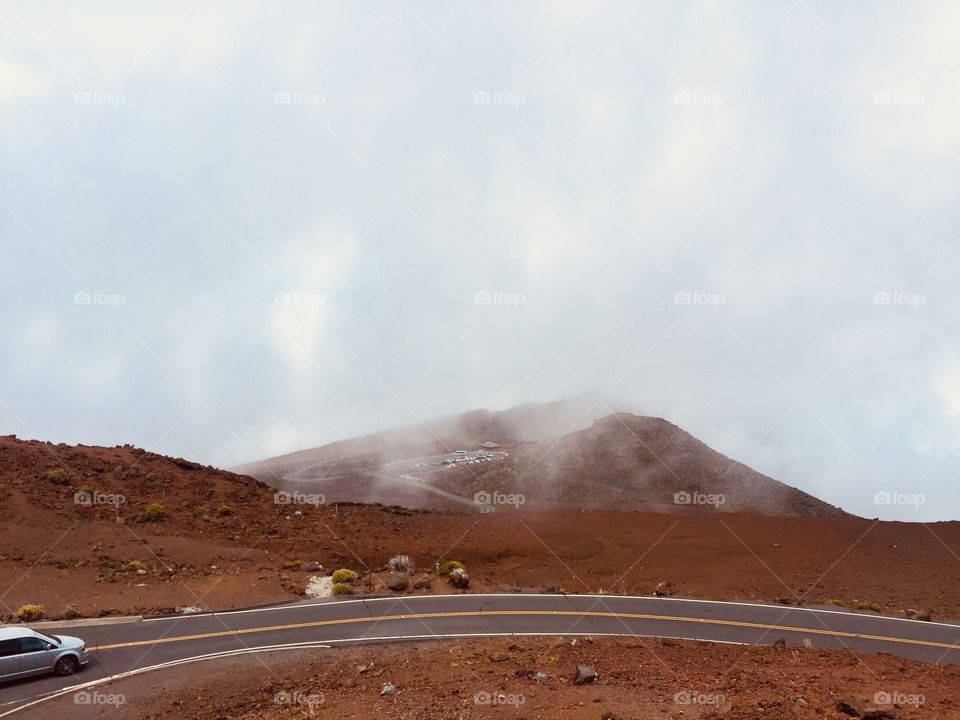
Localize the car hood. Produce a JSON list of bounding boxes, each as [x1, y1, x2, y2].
[[53, 634, 85, 650]]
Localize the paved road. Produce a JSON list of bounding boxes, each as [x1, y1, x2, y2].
[[2, 593, 959, 714]]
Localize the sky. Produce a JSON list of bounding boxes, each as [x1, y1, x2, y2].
[[1, 1, 959, 520]]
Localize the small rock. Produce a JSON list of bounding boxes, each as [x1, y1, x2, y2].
[[535, 671, 548, 683], [573, 665, 597, 685], [654, 581, 674, 597], [837, 695, 865, 717], [802, 638, 813, 648], [488, 653, 508, 663], [905, 608, 932, 621], [380, 682, 396, 696], [300, 561, 322, 572], [863, 709, 898, 719], [863, 710, 898, 719], [773, 638, 787, 648], [136, 568, 147, 575]]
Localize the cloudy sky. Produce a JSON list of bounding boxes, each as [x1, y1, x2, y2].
[[2, 1, 959, 520]]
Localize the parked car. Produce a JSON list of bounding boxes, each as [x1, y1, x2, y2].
[[0, 627, 89, 681]]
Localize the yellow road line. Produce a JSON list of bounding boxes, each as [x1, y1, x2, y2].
[[91, 610, 960, 653]]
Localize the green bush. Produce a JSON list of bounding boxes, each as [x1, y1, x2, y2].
[[44, 468, 70, 485], [855, 600, 882, 613], [16, 604, 45, 622], [332, 569, 359, 584], [284, 559, 303, 569], [332, 583, 353, 595], [144, 503, 166, 521], [217, 505, 232, 516], [193, 506, 209, 519], [825, 598, 846, 607], [120, 560, 146, 572], [439, 560, 465, 577]]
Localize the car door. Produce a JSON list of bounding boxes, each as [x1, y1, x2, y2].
[[16, 637, 56, 677], [0, 639, 21, 680]]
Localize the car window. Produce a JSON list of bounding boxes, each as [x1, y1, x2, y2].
[[17, 637, 51, 653], [0, 639, 20, 657]]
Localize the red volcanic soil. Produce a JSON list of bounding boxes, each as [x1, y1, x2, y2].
[[0, 435, 957, 622], [30, 637, 960, 720]]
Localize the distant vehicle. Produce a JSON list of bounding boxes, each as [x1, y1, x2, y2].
[[0, 627, 89, 681]]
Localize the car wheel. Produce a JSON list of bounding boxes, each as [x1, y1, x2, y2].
[[54, 656, 78, 676]]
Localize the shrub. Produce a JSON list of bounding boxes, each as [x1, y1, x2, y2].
[[61, 604, 79, 620], [16, 604, 45, 622], [332, 569, 359, 584], [44, 468, 70, 485], [284, 559, 303, 569], [120, 560, 146, 572], [448, 567, 470, 589], [388, 554, 414, 572], [217, 505, 232, 516], [144, 503, 166, 521], [825, 598, 846, 607], [332, 583, 353, 595], [855, 600, 882, 613], [439, 560, 465, 577], [193, 506, 210, 520]]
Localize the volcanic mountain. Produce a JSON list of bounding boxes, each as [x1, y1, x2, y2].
[[238, 402, 844, 517]]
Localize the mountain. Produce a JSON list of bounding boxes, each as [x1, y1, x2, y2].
[[237, 402, 844, 517]]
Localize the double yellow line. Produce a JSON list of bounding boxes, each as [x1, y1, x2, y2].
[[92, 610, 960, 653]]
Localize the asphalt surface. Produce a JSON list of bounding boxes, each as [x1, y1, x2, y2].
[[2, 593, 960, 715]]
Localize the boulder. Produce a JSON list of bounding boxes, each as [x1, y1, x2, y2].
[[386, 573, 408, 592], [837, 695, 865, 717], [573, 665, 597, 685], [905, 608, 932, 621]]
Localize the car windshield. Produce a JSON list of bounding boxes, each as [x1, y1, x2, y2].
[[32, 631, 61, 646]]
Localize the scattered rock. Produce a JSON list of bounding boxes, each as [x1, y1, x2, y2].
[[386, 573, 408, 592], [300, 561, 322, 572], [863, 710, 898, 719], [488, 653, 509, 663], [535, 671, 548, 683], [905, 608, 932, 621], [654, 581, 674, 597], [380, 682, 396, 696], [573, 665, 597, 685], [802, 638, 813, 649], [773, 638, 787, 648], [413, 576, 432, 590], [837, 695, 865, 717]]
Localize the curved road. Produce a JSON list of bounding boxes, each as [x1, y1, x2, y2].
[[3, 593, 960, 714]]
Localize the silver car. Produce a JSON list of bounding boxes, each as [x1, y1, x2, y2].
[[0, 627, 89, 681]]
